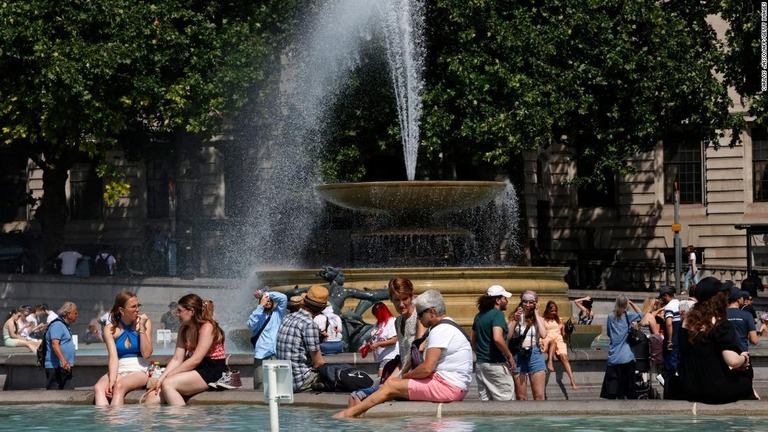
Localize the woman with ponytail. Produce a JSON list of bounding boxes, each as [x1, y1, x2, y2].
[[144, 294, 228, 405]]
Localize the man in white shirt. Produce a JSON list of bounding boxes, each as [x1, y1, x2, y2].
[[57, 250, 83, 276], [334, 290, 472, 418]]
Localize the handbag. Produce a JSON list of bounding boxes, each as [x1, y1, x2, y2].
[[508, 324, 531, 355], [564, 318, 575, 335], [625, 314, 646, 347]]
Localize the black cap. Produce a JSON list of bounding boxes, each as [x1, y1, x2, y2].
[[694, 277, 733, 303], [658, 286, 675, 299]]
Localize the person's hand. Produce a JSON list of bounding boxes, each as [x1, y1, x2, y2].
[[508, 358, 516, 370], [735, 352, 750, 371], [259, 294, 270, 307], [106, 380, 114, 398], [137, 314, 149, 332]]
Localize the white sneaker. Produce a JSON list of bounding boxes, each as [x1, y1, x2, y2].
[[210, 371, 242, 390]]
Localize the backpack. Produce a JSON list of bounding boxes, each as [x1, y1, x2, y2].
[[410, 319, 469, 369], [92, 254, 112, 276], [316, 363, 374, 392], [36, 318, 65, 368], [648, 334, 664, 365]]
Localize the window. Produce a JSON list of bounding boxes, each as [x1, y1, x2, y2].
[[576, 154, 616, 208], [147, 160, 170, 218], [664, 131, 702, 204], [69, 163, 103, 220], [753, 128, 768, 202]]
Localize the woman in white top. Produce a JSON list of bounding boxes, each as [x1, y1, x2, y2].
[[508, 290, 548, 400], [3, 308, 41, 352]]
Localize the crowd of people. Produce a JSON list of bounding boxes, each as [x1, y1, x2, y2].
[[4, 270, 764, 411]]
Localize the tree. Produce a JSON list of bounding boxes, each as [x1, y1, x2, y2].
[[0, 0, 305, 261], [421, 0, 742, 187]]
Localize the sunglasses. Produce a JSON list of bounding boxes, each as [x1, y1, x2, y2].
[[417, 307, 433, 318]]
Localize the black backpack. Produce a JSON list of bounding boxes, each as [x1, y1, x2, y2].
[[316, 364, 374, 392], [36, 318, 65, 368], [92, 254, 112, 276]]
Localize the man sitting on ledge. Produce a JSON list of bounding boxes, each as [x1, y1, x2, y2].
[[333, 290, 472, 418]]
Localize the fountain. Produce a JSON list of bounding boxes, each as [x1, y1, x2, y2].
[[221, 0, 568, 343]]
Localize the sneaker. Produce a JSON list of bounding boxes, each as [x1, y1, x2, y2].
[[212, 371, 242, 390]]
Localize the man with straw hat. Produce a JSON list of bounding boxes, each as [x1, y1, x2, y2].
[[276, 285, 329, 392]]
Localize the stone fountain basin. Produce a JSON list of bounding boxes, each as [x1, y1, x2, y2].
[[254, 266, 570, 328], [315, 180, 507, 214]]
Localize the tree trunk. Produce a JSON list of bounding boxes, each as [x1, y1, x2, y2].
[[35, 166, 70, 266]]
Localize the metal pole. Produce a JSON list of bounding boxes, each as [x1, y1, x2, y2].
[[267, 365, 279, 432], [674, 183, 682, 293], [746, 227, 753, 274]]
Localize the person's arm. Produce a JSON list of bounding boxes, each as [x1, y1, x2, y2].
[[470, 330, 477, 353], [722, 350, 749, 370], [270, 292, 288, 317], [749, 330, 759, 346], [574, 297, 590, 314], [371, 336, 398, 350], [665, 316, 673, 349], [104, 324, 119, 396], [534, 304, 547, 339], [51, 339, 71, 372], [401, 346, 443, 379], [628, 300, 641, 314], [137, 315, 153, 359], [691, 254, 697, 272], [310, 349, 325, 368], [246, 296, 269, 332], [493, 326, 516, 369]]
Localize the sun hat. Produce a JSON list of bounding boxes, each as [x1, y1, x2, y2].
[[303, 285, 329, 310]]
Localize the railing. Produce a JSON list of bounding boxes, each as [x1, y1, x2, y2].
[[553, 259, 755, 292]]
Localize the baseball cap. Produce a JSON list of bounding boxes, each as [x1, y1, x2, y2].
[[694, 277, 733, 303], [658, 286, 675, 299], [487, 285, 512, 298]]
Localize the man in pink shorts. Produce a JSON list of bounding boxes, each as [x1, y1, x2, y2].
[[333, 290, 472, 418]]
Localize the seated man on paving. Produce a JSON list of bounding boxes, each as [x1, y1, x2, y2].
[[333, 289, 472, 419], [275, 285, 327, 392]]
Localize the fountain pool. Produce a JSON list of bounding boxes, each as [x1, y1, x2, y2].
[[0, 405, 763, 431]]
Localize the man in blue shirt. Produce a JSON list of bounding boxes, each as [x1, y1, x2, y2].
[[45, 302, 78, 390], [247, 289, 287, 390], [726, 287, 758, 353]]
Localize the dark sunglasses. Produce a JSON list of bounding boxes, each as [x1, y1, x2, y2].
[[417, 307, 433, 318]]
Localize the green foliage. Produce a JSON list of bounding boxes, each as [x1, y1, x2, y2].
[[721, 0, 766, 125], [420, 0, 742, 186]]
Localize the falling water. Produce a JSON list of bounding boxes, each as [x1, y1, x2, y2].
[[380, 0, 425, 180]]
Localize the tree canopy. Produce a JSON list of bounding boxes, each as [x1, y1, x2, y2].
[[421, 0, 743, 186], [0, 0, 305, 257]]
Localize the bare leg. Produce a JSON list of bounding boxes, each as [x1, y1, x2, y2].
[[94, 374, 112, 406], [546, 340, 556, 371], [111, 371, 150, 406], [347, 395, 361, 408], [529, 371, 546, 400], [513, 372, 528, 401], [558, 353, 578, 390], [333, 377, 409, 418], [160, 371, 209, 406]]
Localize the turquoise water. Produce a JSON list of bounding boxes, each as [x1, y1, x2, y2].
[[0, 405, 763, 431]]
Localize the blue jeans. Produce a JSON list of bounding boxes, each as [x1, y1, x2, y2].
[[683, 267, 699, 290]]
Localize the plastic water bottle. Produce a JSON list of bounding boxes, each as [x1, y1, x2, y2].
[[147, 362, 155, 377], [152, 362, 162, 379]]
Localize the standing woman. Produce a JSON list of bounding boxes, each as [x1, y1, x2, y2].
[[541, 301, 578, 390], [3, 308, 41, 352], [94, 291, 153, 406], [600, 295, 642, 399], [508, 290, 548, 400], [145, 294, 227, 405]]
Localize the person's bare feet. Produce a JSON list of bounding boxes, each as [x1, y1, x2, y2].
[[332, 410, 350, 419], [547, 363, 554, 372], [571, 382, 579, 390]]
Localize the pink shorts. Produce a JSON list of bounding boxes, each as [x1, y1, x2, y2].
[[407, 373, 467, 402]]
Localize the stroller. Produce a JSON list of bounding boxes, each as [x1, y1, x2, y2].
[[630, 334, 661, 399]]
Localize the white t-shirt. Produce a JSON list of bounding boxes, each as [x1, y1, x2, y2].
[[46, 311, 59, 324], [427, 318, 473, 391], [58, 251, 83, 275], [371, 317, 398, 362], [689, 252, 697, 266], [314, 307, 343, 343]]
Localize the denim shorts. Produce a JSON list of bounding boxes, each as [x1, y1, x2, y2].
[[513, 345, 546, 375]]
